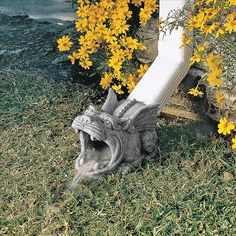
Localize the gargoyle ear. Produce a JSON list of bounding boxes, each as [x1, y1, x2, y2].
[[101, 89, 118, 114], [84, 105, 97, 115], [88, 105, 97, 112]]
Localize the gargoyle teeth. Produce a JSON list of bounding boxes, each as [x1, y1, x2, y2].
[[75, 129, 79, 133], [90, 135, 96, 141], [93, 163, 99, 171]]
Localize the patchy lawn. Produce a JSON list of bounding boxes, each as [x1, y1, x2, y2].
[[0, 71, 235, 236]]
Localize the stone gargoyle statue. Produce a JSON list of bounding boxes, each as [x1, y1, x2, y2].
[[71, 89, 159, 187]]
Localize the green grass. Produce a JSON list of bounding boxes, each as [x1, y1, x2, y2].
[[0, 71, 235, 236]]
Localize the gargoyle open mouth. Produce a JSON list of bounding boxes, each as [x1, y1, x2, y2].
[[71, 115, 125, 184]]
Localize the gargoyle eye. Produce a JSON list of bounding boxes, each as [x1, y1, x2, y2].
[[104, 120, 112, 128]]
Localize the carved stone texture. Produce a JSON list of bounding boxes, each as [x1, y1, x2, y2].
[[135, 17, 159, 64], [71, 89, 159, 188]]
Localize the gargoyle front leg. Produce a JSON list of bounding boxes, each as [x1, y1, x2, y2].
[[117, 159, 143, 175], [144, 146, 157, 162], [141, 131, 158, 162]]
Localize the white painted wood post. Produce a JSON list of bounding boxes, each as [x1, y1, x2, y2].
[[129, 0, 193, 110]]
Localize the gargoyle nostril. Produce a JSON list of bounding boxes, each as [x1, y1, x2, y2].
[[85, 117, 91, 124]]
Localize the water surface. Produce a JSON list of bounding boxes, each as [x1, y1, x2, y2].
[[0, 0, 76, 21]]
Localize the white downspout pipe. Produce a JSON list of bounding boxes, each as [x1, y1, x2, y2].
[[129, 0, 193, 110]]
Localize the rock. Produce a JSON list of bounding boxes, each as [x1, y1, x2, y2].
[[135, 17, 158, 64], [186, 65, 236, 123], [206, 86, 236, 123], [206, 33, 236, 122]]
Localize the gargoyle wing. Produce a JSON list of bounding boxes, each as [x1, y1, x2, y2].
[[129, 104, 160, 132], [101, 89, 118, 114]]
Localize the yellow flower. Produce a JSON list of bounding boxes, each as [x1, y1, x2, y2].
[[94, 7, 108, 22], [77, 0, 89, 4], [202, 23, 217, 35], [127, 81, 136, 93], [124, 37, 139, 50], [113, 69, 122, 78], [224, 13, 236, 33], [112, 84, 124, 94], [76, 5, 89, 18], [188, 88, 204, 96], [100, 73, 113, 89], [104, 29, 117, 43], [204, 7, 218, 20], [207, 66, 223, 87], [207, 71, 223, 87], [124, 49, 133, 59], [206, 53, 223, 69], [132, 0, 143, 7], [78, 46, 90, 60], [196, 42, 207, 52], [79, 58, 93, 69], [229, 0, 236, 6], [187, 17, 199, 30], [188, 12, 206, 30], [138, 43, 146, 51], [112, 49, 126, 61], [114, 21, 130, 35], [157, 17, 164, 28], [68, 52, 80, 65], [117, 74, 126, 82], [180, 33, 191, 48], [86, 41, 99, 53], [128, 73, 138, 84], [190, 51, 202, 66], [108, 55, 123, 72], [116, 1, 129, 11], [215, 28, 225, 38], [100, 0, 114, 10], [137, 64, 149, 78], [194, 0, 204, 6], [78, 35, 86, 45], [108, 41, 121, 53], [75, 18, 88, 31], [124, 10, 133, 19], [145, 0, 158, 13], [206, 0, 214, 4], [111, 11, 125, 23], [57, 36, 73, 52], [85, 30, 98, 41], [232, 136, 236, 149], [95, 23, 106, 35], [218, 118, 235, 135], [215, 91, 224, 107], [140, 7, 152, 26]]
